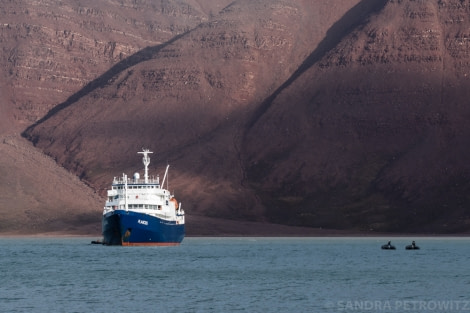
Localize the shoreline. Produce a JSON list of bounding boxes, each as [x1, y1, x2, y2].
[[1, 216, 469, 238], [1, 232, 469, 239], [2, 214, 469, 239]]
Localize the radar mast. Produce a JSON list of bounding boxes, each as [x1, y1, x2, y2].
[[138, 149, 153, 183]]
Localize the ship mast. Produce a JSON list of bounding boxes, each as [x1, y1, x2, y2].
[[138, 149, 153, 184]]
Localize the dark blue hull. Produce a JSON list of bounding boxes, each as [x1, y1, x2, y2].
[[102, 210, 185, 246]]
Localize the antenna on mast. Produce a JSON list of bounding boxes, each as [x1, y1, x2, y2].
[[138, 149, 153, 183]]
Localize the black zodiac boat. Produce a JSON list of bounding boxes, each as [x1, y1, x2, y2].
[[405, 241, 420, 250], [381, 241, 396, 250]]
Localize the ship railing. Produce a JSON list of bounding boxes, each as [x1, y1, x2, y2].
[[112, 177, 160, 185]]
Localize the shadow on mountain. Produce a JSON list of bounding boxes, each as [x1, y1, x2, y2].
[[23, 29, 193, 137], [245, 0, 388, 129]]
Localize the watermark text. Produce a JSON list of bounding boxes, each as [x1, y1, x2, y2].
[[325, 300, 470, 312]]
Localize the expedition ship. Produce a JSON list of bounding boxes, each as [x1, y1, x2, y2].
[[102, 149, 185, 246]]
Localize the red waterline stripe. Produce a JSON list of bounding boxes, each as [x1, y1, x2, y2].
[[121, 242, 180, 246]]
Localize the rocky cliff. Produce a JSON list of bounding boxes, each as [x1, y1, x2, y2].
[[0, 0, 233, 234], [2, 0, 229, 128], [243, 0, 470, 232], [2, 0, 470, 234]]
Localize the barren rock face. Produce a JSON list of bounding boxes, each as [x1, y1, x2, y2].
[[1, 0, 227, 128], [0, 0, 234, 234], [242, 0, 470, 232], [2, 0, 470, 234], [22, 0, 361, 223]]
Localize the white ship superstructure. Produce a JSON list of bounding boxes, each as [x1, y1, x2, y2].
[[102, 149, 185, 246]]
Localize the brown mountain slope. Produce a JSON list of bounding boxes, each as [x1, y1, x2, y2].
[[1, 0, 230, 130], [242, 0, 470, 232], [0, 135, 102, 234], [0, 0, 231, 235], [23, 0, 364, 224], [9, 0, 470, 234]]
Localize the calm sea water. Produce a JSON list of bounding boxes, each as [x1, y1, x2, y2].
[[0, 237, 469, 313]]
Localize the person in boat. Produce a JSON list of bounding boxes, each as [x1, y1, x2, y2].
[[382, 241, 395, 249], [406, 240, 419, 249]]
